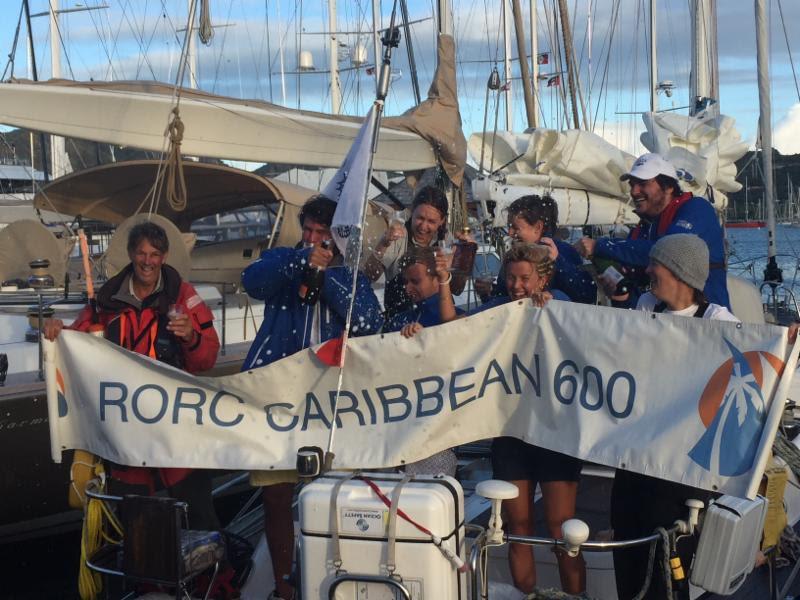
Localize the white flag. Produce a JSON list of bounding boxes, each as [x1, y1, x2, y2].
[[323, 105, 378, 257]]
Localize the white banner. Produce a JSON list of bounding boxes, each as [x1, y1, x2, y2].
[[46, 301, 799, 498]]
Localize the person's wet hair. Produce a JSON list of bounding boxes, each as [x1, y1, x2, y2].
[[411, 186, 449, 240], [128, 221, 169, 254], [505, 195, 558, 236], [399, 246, 437, 276], [504, 242, 555, 281], [299, 194, 337, 227]]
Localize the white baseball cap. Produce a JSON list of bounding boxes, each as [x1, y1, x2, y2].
[[620, 153, 678, 182]]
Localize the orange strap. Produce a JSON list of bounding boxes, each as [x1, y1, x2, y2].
[[119, 312, 158, 359]]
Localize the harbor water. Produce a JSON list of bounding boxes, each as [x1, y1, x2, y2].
[[727, 224, 800, 290]]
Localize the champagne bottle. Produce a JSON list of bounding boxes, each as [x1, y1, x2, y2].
[[299, 239, 332, 305], [449, 228, 478, 295]]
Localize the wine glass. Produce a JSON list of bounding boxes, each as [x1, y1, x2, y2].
[[167, 303, 184, 321]]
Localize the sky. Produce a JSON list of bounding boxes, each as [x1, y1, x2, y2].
[[1, 0, 799, 158]]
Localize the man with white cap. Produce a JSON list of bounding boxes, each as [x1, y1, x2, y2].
[[575, 152, 730, 308]]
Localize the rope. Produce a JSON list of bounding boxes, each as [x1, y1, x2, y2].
[[141, 0, 198, 219], [78, 478, 123, 600], [198, 0, 214, 45], [630, 527, 671, 600], [164, 107, 188, 212]]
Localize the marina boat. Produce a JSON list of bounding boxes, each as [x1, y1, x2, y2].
[[0, 160, 333, 542], [725, 220, 767, 229], [0, 159, 49, 227]]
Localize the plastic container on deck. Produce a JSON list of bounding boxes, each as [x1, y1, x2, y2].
[[298, 471, 466, 600]]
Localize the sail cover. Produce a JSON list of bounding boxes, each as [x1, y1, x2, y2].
[[640, 111, 749, 208], [32, 160, 313, 229], [0, 36, 466, 185], [385, 35, 467, 187], [0, 80, 434, 174], [469, 128, 639, 226]]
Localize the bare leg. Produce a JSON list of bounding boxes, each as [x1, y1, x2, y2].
[[503, 479, 536, 593], [540, 480, 585, 595], [262, 483, 295, 599]]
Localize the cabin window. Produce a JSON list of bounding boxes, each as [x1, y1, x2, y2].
[[191, 205, 277, 244]]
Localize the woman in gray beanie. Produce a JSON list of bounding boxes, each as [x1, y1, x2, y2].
[[612, 233, 738, 599], [635, 233, 737, 320]]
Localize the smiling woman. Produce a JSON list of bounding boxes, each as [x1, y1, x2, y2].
[[363, 186, 450, 317]]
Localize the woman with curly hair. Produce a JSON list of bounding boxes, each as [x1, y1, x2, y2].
[[404, 243, 585, 596]]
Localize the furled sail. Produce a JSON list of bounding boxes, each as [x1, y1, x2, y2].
[[0, 76, 450, 176], [640, 111, 749, 208], [469, 109, 748, 226], [468, 128, 639, 226]]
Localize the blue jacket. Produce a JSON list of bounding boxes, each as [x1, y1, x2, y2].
[[594, 194, 730, 308], [383, 293, 465, 332], [493, 240, 596, 304], [241, 247, 384, 370]]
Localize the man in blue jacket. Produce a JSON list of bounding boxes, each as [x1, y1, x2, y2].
[[241, 194, 383, 600], [575, 153, 730, 309]]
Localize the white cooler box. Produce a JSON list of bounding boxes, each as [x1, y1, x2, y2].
[[298, 472, 466, 600], [690, 494, 768, 595]]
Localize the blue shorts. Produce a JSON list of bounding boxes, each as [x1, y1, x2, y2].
[[491, 436, 582, 483]]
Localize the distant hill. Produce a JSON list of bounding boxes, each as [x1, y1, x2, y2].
[[727, 149, 800, 220]]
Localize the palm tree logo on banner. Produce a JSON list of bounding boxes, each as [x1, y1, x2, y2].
[[689, 340, 783, 477]]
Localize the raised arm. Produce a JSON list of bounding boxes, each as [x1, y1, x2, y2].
[[550, 239, 597, 304], [241, 247, 306, 302], [362, 221, 407, 282], [436, 249, 459, 323]]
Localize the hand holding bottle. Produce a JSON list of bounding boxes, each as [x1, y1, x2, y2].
[[308, 240, 334, 270], [539, 237, 560, 261], [300, 239, 333, 305]]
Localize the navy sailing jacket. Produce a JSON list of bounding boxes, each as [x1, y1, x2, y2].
[[383, 293, 465, 332], [594, 194, 730, 309], [241, 246, 384, 370]]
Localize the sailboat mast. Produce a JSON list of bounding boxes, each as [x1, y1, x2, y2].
[[49, 0, 68, 179], [556, 0, 580, 129], [502, 0, 513, 130], [187, 0, 198, 88], [650, 0, 658, 112], [690, 0, 718, 116], [329, 0, 341, 114], [511, 0, 536, 128], [755, 0, 779, 277], [22, 0, 49, 184], [530, 0, 539, 127], [438, 0, 453, 34], [372, 0, 381, 89]]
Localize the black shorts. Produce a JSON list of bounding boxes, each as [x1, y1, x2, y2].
[[491, 436, 582, 483]]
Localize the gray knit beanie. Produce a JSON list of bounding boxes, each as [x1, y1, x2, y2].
[[649, 234, 709, 291]]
